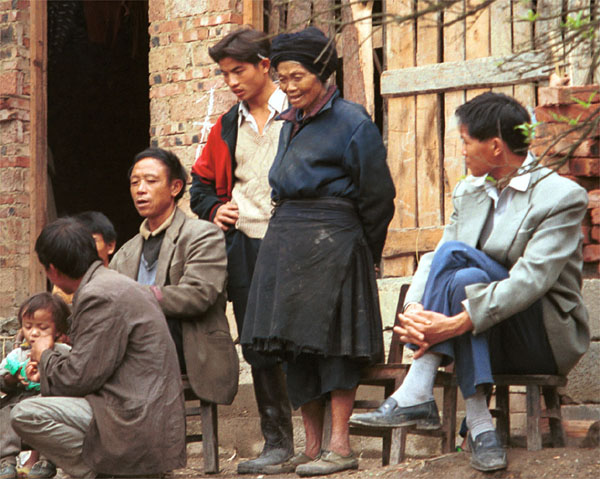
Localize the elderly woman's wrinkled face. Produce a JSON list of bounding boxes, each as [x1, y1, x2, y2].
[[277, 61, 327, 114]]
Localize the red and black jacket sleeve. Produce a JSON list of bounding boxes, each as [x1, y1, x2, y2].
[[190, 104, 239, 221]]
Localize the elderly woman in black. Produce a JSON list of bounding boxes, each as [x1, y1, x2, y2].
[[242, 27, 395, 476]]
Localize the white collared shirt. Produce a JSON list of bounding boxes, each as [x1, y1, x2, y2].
[[461, 153, 534, 318], [471, 153, 533, 247], [237, 87, 288, 135]]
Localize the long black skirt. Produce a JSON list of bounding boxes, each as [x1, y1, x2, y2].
[[241, 197, 384, 364]]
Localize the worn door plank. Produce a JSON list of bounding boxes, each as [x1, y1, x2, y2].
[[416, 2, 442, 229], [382, 0, 417, 276], [443, 0, 466, 224]]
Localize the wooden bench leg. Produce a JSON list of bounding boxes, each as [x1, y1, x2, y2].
[[526, 385, 542, 451], [542, 386, 566, 448], [495, 385, 510, 447], [201, 401, 219, 474], [441, 383, 457, 454], [389, 427, 407, 465]]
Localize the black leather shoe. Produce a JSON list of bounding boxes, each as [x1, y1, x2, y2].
[[349, 397, 441, 429], [237, 447, 293, 474], [468, 430, 507, 472]]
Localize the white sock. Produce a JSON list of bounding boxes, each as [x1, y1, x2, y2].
[[466, 387, 495, 439], [390, 352, 442, 407]]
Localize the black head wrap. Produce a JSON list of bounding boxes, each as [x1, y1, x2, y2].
[[270, 27, 338, 83]]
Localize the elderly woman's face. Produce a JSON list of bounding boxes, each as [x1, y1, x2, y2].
[[277, 61, 327, 114]]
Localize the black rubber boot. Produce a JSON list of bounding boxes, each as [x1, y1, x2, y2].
[[237, 364, 294, 474]]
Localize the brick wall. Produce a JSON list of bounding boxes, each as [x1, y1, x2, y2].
[[533, 85, 600, 278], [148, 0, 243, 183], [0, 0, 31, 329]]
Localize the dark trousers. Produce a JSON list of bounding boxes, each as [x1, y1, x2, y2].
[[226, 228, 279, 369], [420, 241, 557, 398]]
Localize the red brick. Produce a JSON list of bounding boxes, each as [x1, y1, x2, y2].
[[588, 190, 600, 209], [149, 82, 185, 99], [534, 104, 600, 124], [0, 120, 23, 144], [592, 208, 600, 225], [573, 176, 600, 191], [569, 157, 600, 177], [207, 0, 235, 11], [538, 85, 600, 106], [168, 96, 203, 123], [193, 12, 242, 27], [591, 226, 600, 242], [0, 71, 21, 95], [582, 226, 591, 244], [168, 32, 184, 43], [537, 154, 570, 174], [148, 0, 165, 22], [533, 122, 599, 158], [158, 20, 183, 34], [583, 244, 600, 262], [0, 156, 29, 167], [183, 28, 209, 43]]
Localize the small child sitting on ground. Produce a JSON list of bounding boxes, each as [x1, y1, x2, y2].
[[0, 293, 71, 479]]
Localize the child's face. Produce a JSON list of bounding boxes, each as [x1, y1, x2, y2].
[[21, 308, 58, 345]]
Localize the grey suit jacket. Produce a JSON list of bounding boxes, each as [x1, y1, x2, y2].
[[40, 262, 186, 474], [405, 167, 590, 375], [111, 208, 239, 404]]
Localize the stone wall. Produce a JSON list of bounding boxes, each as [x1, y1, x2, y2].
[[533, 85, 600, 278], [147, 0, 242, 182], [531, 85, 600, 431], [0, 0, 32, 338]]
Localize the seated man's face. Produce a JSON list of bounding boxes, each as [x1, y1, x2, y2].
[[129, 158, 182, 228]]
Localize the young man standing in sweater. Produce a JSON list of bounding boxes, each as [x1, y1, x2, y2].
[[190, 28, 293, 475]]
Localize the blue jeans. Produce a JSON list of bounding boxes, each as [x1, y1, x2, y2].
[[418, 241, 557, 398]]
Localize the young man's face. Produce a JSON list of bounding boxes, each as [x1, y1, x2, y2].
[[129, 158, 183, 229], [218, 57, 270, 103]]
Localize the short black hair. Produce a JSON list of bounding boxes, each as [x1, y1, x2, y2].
[[455, 92, 531, 155], [129, 147, 187, 202], [18, 292, 70, 336], [209, 28, 270, 65], [74, 211, 117, 244], [35, 217, 100, 279]]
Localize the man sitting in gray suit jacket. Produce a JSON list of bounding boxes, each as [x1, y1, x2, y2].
[[350, 92, 590, 472], [110, 147, 239, 407]]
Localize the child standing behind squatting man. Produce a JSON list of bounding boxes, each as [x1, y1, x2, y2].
[[0, 293, 71, 479]]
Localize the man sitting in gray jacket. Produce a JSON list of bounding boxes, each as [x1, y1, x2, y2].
[[350, 92, 589, 472], [11, 217, 186, 478], [110, 147, 239, 407]]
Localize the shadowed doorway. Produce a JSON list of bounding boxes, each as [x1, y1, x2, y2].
[[47, 0, 149, 247]]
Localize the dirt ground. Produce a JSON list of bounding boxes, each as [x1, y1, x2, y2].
[[168, 445, 600, 479]]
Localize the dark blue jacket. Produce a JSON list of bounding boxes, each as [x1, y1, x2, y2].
[[270, 90, 395, 262]]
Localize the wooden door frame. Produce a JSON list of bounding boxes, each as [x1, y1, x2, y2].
[[29, 0, 48, 292]]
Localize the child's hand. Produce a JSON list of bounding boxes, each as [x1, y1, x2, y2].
[[25, 361, 40, 384]]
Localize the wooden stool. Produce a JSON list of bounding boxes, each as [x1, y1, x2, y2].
[[492, 374, 567, 451], [348, 285, 458, 465], [182, 375, 219, 474]]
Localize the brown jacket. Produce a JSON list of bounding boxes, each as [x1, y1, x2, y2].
[[39, 262, 186, 474], [110, 208, 239, 404]]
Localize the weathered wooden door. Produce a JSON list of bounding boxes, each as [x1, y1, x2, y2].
[[381, 0, 596, 277]]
